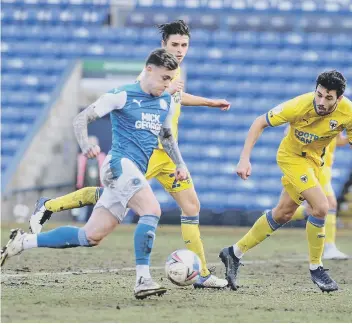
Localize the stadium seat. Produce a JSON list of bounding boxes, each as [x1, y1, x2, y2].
[[2, 0, 351, 211]]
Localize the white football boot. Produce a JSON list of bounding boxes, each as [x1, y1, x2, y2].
[[323, 244, 349, 260], [29, 197, 52, 234], [193, 272, 228, 289], [1, 229, 26, 266], [134, 277, 167, 299]]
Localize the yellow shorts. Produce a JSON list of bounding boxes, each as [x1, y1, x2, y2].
[[145, 149, 193, 193], [277, 151, 324, 205], [320, 165, 334, 197]]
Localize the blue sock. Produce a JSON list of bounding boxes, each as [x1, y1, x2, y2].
[[37, 226, 92, 248], [134, 215, 160, 265]]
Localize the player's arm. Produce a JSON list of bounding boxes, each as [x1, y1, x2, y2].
[[73, 91, 127, 158], [237, 98, 299, 180], [181, 92, 231, 111], [236, 115, 269, 180], [336, 132, 350, 147], [159, 98, 188, 181]]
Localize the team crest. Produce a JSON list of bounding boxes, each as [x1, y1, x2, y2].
[[159, 98, 168, 110], [300, 175, 308, 183], [329, 120, 338, 130]]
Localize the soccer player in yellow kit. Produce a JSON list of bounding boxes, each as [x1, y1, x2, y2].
[[219, 70, 352, 292], [28, 20, 230, 288], [291, 133, 350, 259]]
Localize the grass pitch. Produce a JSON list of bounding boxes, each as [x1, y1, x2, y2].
[[1, 223, 351, 322]]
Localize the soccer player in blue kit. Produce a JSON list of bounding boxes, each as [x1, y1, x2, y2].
[[1, 49, 188, 299]]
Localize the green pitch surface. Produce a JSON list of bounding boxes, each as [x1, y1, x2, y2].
[[1, 223, 351, 323]]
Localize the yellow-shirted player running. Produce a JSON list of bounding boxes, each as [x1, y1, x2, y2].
[[28, 20, 230, 288], [291, 132, 350, 259], [219, 70, 352, 292]]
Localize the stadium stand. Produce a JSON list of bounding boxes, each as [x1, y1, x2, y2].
[[1, 0, 352, 211]]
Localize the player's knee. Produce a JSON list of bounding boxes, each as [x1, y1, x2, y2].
[[179, 193, 201, 216], [143, 204, 162, 217], [311, 201, 329, 219], [272, 207, 295, 224], [84, 230, 103, 246], [182, 199, 200, 216]]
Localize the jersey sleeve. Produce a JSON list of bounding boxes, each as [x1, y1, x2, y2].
[[266, 96, 301, 127], [93, 90, 127, 118], [162, 96, 176, 129]]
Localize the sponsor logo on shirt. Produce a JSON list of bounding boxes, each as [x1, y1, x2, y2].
[[294, 129, 319, 144], [135, 112, 162, 135]]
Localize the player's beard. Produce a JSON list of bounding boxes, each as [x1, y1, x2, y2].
[[316, 100, 338, 116]]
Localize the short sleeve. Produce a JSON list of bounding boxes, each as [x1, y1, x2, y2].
[[93, 90, 127, 117], [266, 96, 301, 127]]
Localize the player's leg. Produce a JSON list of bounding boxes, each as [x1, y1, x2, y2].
[[323, 193, 348, 259], [291, 167, 348, 259], [148, 154, 207, 271], [2, 160, 120, 263], [29, 186, 103, 234], [150, 155, 227, 288], [1, 205, 118, 267], [169, 187, 227, 288], [321, 170, 349, 259], [300, 184, 338, 291], [128, 186, 167, 299], [106, 157, 165, 299], [300, 185, 329, 267], [219, 189, 299, 290]]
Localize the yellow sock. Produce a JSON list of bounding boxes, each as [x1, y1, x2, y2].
[[181, 216, 210, 277], [236, 211, 281, 255], [45, 187, 102, 212], [325, 210, 336, 244], [306, 215, 325, 266], [291, 205, 308, 221]]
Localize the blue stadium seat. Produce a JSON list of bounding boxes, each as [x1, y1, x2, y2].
[[2, 1, 351, 208]]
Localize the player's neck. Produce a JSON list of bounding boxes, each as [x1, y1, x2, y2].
[[139, 79, 152, 96]]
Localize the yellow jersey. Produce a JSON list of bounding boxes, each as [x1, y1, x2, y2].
[[324, 136, 337, 167], [266, 92, 352, 166], [137, 67, 182, 149]]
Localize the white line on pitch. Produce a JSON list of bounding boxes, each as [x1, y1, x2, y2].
[[1, 258, 308, 279]]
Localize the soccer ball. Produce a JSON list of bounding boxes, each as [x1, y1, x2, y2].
[[165, 249, 201, 286]]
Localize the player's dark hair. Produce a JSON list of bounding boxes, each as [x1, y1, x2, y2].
[[316, 70, 346, 98], [146, 48, 179, 70], [157, 20, 191, 42]]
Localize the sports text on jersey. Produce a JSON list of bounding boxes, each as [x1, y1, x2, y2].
[[294, 129, 319, 144], [135, 112, 162, 135]]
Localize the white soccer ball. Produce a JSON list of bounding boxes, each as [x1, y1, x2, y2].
[[165, 249, 201, 286]]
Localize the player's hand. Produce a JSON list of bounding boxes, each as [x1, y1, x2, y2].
[[210, 99, 231, 111], [168, 78, 184, 95], [236, 158, 252, 180], [83, 144, 101, 159], [175, 166, 188, 181]]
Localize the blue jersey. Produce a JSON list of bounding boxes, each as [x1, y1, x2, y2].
[[93, 82, 175, 177]]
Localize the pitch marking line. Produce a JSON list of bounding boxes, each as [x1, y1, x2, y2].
[[1, 258, 308, 279]]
